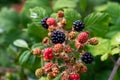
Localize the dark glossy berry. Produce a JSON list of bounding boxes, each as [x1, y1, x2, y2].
[[81, 52, 93, 64], [51, 30, 65, 44], [73, 20, 84, 32], [41, 17, 49, 29]]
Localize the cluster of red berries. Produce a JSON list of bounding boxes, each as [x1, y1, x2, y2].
[[33, 10, 99, 80]]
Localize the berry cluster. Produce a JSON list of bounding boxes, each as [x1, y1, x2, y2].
[[33, 10, 99, 80]]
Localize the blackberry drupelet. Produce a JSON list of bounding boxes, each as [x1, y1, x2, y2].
[[41, 17, 49, 29], [81, 52, 93, 64], [51, 30, 65, 44], [73, 20, 84, 32]]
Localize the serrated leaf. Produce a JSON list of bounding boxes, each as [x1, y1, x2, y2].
[[111, 32, 120, 46], [19, 50, 31, 64], [0, 8, 19, 32], [64, 9, 81, 30], [53, 0, 77, 11], [110, 47, 120, 55], [84, 12, 110, 26], [30, 7, 50, 23], [13, 39, 28, 48], [27, 23, 48, 41], [22, 0, 51, 16], [95, 4, 107, 12], [107, 2, 120, 25], [101, 53, 108, 61], [84, 12, 110, 37], [85, 38, 111, 56]]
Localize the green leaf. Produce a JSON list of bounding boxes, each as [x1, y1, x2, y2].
[[107, 2, 120, 25], [19, 50, 40, 69], [110, 47, 120, 55], [95, 4, 107, 12], [111, 32, 120, 46], [53, 73, 62, 80], [27, 23, 48, 41], [101, 53, 108, 61], [19, 50, 31, 64], [85, 38, 111, 56], [53, 0, 77, 11], [30, 7, 50, 23], [0, 8, 19, 32], [84, 12, 110, 26], [64, 9, 81, 30], [31, 43, 45, 49], [13, 39, 29, 48], [84, 12, 110, 37], [22, 0, 51, 16]]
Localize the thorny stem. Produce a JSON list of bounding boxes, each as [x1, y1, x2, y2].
[[109, 54, 116, 64], [50, 0, 53, 10], [0, 67, 18, 73], [108, 57, 120, 80]]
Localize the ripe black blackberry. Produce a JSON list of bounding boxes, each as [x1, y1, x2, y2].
[[41, 17, 48, 29], [81, 52, 93, 64], [73, 20, 84, 32], [51, 30, 65, 44]]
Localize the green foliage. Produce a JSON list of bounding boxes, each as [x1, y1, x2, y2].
[[27, 23, 48, 41], [64, 9, 81, 30], [85, 38, 111, 56], [22, 0, 51, 16], [0, 8, 19, 32], [29, 7, 51, 23], [84, 12, 110, 37], [107, 2, 120, 25], [53, 0, 78, 11], [13, 39, 29, 48]]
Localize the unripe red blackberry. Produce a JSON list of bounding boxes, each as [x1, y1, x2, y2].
[[43, 48, 54, 61], [35, 68, 44, 78], [80, 66, 87, 73], [60, 71, 69, 80], [81, 52, 94, 64], [75, 40, 85, 49], [51, 30, 65, 44], [64, 45, 72, 53], [69, 73, 80, 80], [73, 20, 84, 32], [78, 32, 89, 43], [32, 48, 41, 57], [46, 18, 57, 26], [44, 62, 53, 72], [88, 37, 98, 45], [53, 43, 64, 53], [72, 63, 80, 72], [41, 17, 49, 29]]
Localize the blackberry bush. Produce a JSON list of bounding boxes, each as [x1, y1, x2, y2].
[[30, 10, 99, 80]]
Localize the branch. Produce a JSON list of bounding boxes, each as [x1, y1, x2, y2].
[[108, 57, 120, 80], [0, 66, 18, 73]]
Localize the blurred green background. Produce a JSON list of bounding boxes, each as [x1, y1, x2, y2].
[[0, 0, 120, 80]]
